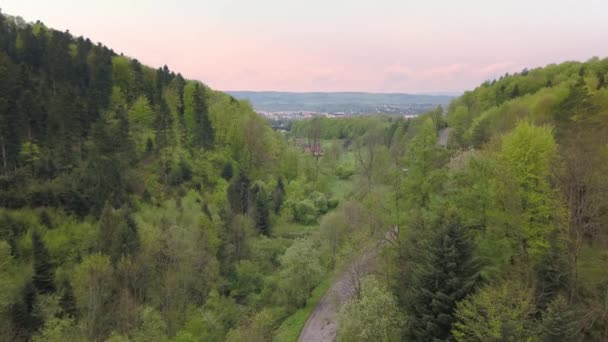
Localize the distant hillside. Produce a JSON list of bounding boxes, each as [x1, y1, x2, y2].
[[227, 91, 453, 114]]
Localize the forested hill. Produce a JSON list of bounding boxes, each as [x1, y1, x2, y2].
[[0, 11, 291, 341], [3, 7, 608, 342], [446, 59, 608, 148], [0, 12, 279, 215], [284, 58, 608, 341]]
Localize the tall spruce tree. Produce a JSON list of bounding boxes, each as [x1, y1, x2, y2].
[[227, 171, 250, 215], [250, 183, 270, 235], [59, 279, 78, 319], [405, 219, 480, 341], [10, 282, 40, 338], [541, 295, 577, 341], [32, 230, 55, 294], [192, 83, 214, 149], [273, 176, 286, 214]]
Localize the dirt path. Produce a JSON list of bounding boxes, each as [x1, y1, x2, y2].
[[298, 229, 396, 342], [438, 127, 451, 147]]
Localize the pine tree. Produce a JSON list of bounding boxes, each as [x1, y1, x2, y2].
[[556, 77, 594, 124], [541, 295, 578, 340], [510, 84, 520, 98], [221, 162, 234, 180], [32, 230, 55, 294], [273, 176, 286, 214], [597, 72, 606, 90], [253, 191, 270, 235], [110, 215, 140, 264], [59, 279, 78, 318], [10, 282, 40, 337], [534, 231, 570, 309], [405, 219, 480, 341], [0, 51, 21, 174], [227, 171, 250, 214], [191, 83, 214, 149]]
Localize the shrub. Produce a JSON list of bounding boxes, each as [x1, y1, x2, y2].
[[310, 191, 328, 214], [294, 200, 317, 225]]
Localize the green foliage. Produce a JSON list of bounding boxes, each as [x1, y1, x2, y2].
[[452, 282, 537, 342], [3, 10, 608, 342], [496, 121, 558, 259], [541, 295, 578, 341], [98, 203, 140, 265], [33, 317, 84, 342], [338, 276, 403, 341], [278, 238, 324, 309], [32, 231, 55, 294], [132, 306, 168, 342], [221, 162, 234, 180], [294, 199, 317, 225], [402, 118, 444, 210], [72, 254, 114, 340], [273, 177, 286, 214], [227, 171, 250, 214], [404, 217, 480, 341], [0, 241, 20, 314]]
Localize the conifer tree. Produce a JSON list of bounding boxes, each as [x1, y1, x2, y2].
[[59, 280, 78, 319], [192, 83, 214, 149], [253, 191, 270, 235], [405, 219, 480, 341], [10, 282, 40, 337], [273, 177, 286, 214], [227, 171, 250, 214], [32, 231, 55, 294], [541, 295, 577, 341], [221, 162, 234, 180]]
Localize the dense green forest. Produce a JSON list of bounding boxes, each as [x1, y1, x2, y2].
[[292, 58, 608, 341], [2, 9, 608, 342]]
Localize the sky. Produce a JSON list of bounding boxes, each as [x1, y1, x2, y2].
[[1, 0, 607, 93]]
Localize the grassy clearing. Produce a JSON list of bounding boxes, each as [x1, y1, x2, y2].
[[273, 277, 332, 342], [273, 221, 319, 239]]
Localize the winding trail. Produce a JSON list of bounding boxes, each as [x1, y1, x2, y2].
[[438, 127, 451, 147], [298, 229, 396, 342]]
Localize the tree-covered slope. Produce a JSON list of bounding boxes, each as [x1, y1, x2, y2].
[[0, 11, 320, 342], [386, 58, 608, 341], [291, 57, 608, 341], [0, 12, 281, 215]]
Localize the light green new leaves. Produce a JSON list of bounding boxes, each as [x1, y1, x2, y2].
[[496, 121, 558, 259], [338, 276, 403, 342]]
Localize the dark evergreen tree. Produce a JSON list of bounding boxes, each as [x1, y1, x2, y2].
[[534, 231, 570, 309], [221, 162, 234, 180], [227, 171, 250, 214], [155, 99, 173, 150], [98, 204, 140, 264], [38, 210, 53, 229], [87, 45, 113, 119], [404, 219, 480, 341], [32, 230, 55, 294], [192, 83, 214, 149], [597, 72, 605, 90], [0, 51, 21, 174], [174, 73, 186, 118], [120, 215, 141, 260], [541, 295, 578, 341], [510, 83, 520, 98], [10, 282, 40, 338], [557, 77, 594, 123], [273, 176, 286, 214], [59, 279, 78, 318], [250, 183, 270, 235]]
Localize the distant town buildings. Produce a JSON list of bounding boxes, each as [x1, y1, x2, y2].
[[256, 103, 437, 120]]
